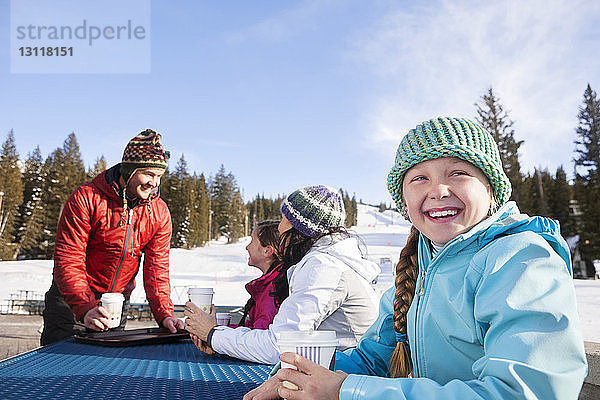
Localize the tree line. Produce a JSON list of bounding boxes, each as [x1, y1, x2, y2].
[[0, 133, 359, 260], [246, 189, 358, 231], [1, 84, 598, 265]]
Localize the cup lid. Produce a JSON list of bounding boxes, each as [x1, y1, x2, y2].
[[216, 313, 230, 318], [278, 330, 338, 346], [101, 292, 124, 300], [188, 287, 214, 294]]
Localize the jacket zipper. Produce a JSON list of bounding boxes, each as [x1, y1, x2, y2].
[[130, 219, 137, 257], [416, 270, 427, 296], [412, 237, 463, 378], [109, 211, 132, 292], [413, 268, 425, 377]]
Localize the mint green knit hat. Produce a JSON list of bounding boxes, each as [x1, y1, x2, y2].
[[387, 117, 512, 217]]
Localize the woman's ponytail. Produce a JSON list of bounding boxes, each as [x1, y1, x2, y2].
[[389, 225, 419, 378]]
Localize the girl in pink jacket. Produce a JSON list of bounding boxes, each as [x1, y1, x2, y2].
[[238, 221, 283, 329]]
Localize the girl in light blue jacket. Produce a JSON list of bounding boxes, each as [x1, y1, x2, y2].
[[244, 117, 587, 400]]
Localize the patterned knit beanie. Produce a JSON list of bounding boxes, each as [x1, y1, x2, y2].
[[387, 117, 511, 217], [280, 185, 346, 238], [120, 129, 170, 183]]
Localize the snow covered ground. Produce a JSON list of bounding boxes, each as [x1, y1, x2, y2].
[[1, 204, 598, 342]]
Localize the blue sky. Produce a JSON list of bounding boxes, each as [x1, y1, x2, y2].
[[1, 0, 600, 204]]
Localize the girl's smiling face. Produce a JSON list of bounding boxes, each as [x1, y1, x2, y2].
[[402, 157, 493, 246]]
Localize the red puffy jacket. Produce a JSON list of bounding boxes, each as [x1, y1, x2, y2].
[[53, 165, 174, 323]]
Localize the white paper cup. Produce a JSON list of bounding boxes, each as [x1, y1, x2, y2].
[[216, 312, 231, 326], [100, 293, 125, 329], [278, 330, 338, 390], [188, 287, 214, 313]]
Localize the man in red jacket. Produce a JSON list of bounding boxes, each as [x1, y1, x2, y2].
[[41, 129, 184, 345]]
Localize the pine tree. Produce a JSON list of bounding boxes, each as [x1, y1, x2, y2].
[[159, 168, 173, 205], [538, 168, 551, 217], [548, 166, 575, 237], [169, 155, 192, 248], [228, 190, 247, 243], [198, 173, 210, 243], [210, 165, 237, 240], [37, 152, 57, 257], [519, 170, 541, 216], [39, 133, 87, 257], [573, 84, 600, 261], [272, 196, 284, 220], [339, 189, 358, 228], [256, 195, 265, 222], [0, 130, 24, 260], [87, 156, 107, 180], [13, 147, 46, 259], [340, 189, 351, 228], [475, 87, 525, 204], [188, 172, 209, 246], [246, 194, 288, 230], [574, 84, 600, 177], [61, 133, 87, 194], [350, 194, 358, 226]]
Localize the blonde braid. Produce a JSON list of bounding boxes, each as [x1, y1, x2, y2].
[[389, 225, 419, 378]]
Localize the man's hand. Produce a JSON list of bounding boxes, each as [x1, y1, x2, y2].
[[83, 306, 110, 331], [162, 316, 186, 333]]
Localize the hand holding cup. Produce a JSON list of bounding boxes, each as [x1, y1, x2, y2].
[[83, 306, 111, 331], [243, 353, 347, 400], [184, 301, 217, 342]]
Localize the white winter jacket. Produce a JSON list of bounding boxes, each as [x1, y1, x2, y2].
[[210, 234, 381, 364]]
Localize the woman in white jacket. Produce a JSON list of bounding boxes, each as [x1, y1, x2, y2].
[[184, 185, 380, 364]]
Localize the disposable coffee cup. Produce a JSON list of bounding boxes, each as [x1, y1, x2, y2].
[[100, 293, 125, 329], [278, 330, 338, 390], [187, 287, 214, 313], [216, 312, 231, 326]]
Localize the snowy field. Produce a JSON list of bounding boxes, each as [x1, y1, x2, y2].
[[1, 204, 598, 342]]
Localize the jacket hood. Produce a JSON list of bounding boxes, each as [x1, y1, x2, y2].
[[424, 201, 572, 275], [307, 234, 381, 282], [90, 165, 121, 201]]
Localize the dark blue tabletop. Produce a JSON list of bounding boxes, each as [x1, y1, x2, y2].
[[0, 338, 271, 400]]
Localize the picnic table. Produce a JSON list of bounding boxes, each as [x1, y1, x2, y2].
[[0, 336, 271, 399]]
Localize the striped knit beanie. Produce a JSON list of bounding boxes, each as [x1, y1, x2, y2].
[[280, 185, 346, 238], [120, 129, 170, 183], [387, 117, 511, 217]]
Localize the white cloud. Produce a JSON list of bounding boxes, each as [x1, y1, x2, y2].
[[353, 0, 600, 175]]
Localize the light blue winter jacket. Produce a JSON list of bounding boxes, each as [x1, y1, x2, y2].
[[337, 202, 587, 400]]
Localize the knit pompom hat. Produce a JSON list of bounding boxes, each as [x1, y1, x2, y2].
[[120, 129, 170, 184], [280, 185, 346, 238], [387, 117, 512, 217], [118, 129, 170, 226]]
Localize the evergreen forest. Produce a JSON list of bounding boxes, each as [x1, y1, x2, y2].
[[1, 85, 599, 274]]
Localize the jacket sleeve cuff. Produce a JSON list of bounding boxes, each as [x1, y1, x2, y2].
[[206, 326, 217, 347], [339, 374, 370, 400], [154, 309, 173, 325], [269, 361, 281, 377], [74, 302, 98, 322]]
